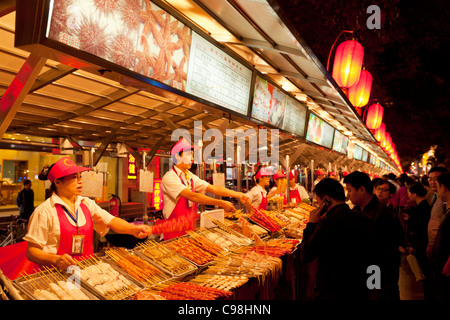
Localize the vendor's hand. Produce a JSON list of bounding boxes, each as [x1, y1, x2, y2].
[[55, 254, 77, 270], [133, 224, 151, 239], [238, 193, 251, 205], [221, 200, 236, 213], [308, 202, 325, 223]]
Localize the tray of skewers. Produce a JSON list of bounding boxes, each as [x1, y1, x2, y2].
[[202, 214, 253, 246], [133, 240, 197, 278], [135, 280, 233, 300], [76, 255, 143, 300], [161, 233, 226, 268], [14, 266, 100, 300], [104, 247, 172, 288]]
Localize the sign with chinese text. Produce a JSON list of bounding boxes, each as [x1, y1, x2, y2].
[[186, 32, 252, 115], [152, 179, 164, 210], [128, 154, 137, 180]]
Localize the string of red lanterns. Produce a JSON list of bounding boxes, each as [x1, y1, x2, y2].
[[331, 37, 402, 172]]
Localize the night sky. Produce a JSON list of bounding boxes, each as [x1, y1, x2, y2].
[[279, 0, 450, 171]]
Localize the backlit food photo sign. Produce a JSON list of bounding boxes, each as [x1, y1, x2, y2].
[[41, 0, 251, 116]]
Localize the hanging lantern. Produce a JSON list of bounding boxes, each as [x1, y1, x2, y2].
[[332, 40, 364, 88], [348, 69, 372, 107], [373, 122, 385, 142], [366, 103, 384, 129], [381, 132, 391, 149]]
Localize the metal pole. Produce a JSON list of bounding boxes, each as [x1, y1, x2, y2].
[[236, 146, 242, 210], [142, 152, 148, 225], [286, 155, 290, 204]]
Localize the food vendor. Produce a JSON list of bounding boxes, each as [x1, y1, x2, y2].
[[23, 157, 151, 270], [288, 172, 310, 204], [268, 171, 288, 204], [160, 138, 250, 240], [314, 168, 327, 186], [246, 166, 274, 210], [329, 171, 339, 181]]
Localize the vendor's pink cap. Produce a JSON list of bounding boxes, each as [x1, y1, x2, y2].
[[273, 171, 286, 180], [343, 170, 351, 176], [329, 171, 337, 176], [170, 138, 201, 156], [255, 167, 273, 179], [289, 172, 295, 180], [316, 169, 326, 175], [47, 157, 91, 182]]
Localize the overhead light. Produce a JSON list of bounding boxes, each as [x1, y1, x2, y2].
[[116, 143, 129, 158], [60, 138, 74, 155]]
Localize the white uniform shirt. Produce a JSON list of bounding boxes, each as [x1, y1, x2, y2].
[[23, 194, 114, 254], [290, 184, 309, 200], [161, 166, 209, 219], [246, 184, 267, 208]]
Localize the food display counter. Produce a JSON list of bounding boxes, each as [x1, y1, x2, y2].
[[0, 203, 314, 300]]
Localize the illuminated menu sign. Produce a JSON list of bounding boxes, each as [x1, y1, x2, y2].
[[361, 149, 369, 162], [185, 32, 252, 115], [251, 76, 307, 136], [41, 0, 251, 116], [305, 113, 335, 149], [353, 144, 367, 160], [332, 130, 349, 154]]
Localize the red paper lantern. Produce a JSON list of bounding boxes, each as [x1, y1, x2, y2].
[[381, 132, 391, 149], [366, 103, 384, 130], [332, 40, 364, 88], [373, 122, 385, 142], [348, 69, 372, 107]]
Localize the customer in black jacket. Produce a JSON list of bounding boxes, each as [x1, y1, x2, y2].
[[16, 179, 34, 221], [405, 182, 432, 299], [301, 178, 374, 300], [344, 171, 401, 300]]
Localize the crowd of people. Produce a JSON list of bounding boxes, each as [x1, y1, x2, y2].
[[300, 166, 450, 300]]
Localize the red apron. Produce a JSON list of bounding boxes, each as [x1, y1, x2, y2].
[[259, 191, 268, 210], [55, 202, 94, 260], [289, 188, 302, 204], [161, 168, 198, 241]]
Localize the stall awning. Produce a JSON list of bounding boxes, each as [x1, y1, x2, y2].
[[0, 0, 397, 172]]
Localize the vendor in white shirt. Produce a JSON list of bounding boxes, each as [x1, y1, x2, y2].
[[268, 171, 288, 204], [24, 157, 150, 270], [314, 168, 327, 186], [246, 167, 274, 210], [160, 138, 250, 240], [288, 172, 309, 204]]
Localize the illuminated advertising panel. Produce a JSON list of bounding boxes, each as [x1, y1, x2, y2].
[[305, 113, 335, 149]]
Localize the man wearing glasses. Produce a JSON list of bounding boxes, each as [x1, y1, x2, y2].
[[375, 180, 397, 206]]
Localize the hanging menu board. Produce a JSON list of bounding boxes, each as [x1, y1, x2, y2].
[[185, 32, 252, 115], [361, 149, 369, 163], [282, 95, 307, 137], [332, 130, 349, 154], [251, 76, 285, 127], [251, 76, 307, 137], [305, 113, 335, 149], [39, 0, 251, 116], [353, 144, 363, 160]]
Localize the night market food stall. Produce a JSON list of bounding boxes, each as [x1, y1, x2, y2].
[[0, 0, 400, 300]]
